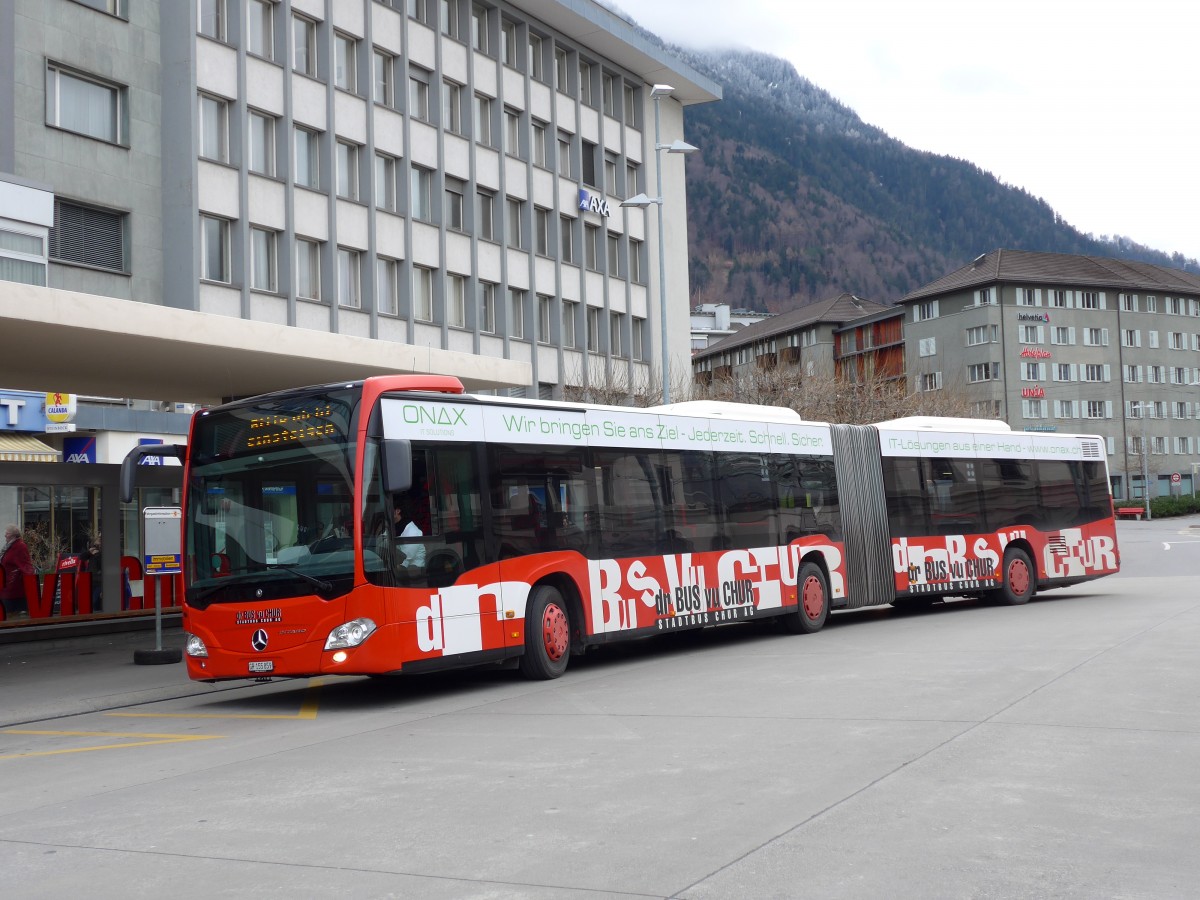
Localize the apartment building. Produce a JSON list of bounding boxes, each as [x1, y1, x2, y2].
[[899, 249, 1200, 499]]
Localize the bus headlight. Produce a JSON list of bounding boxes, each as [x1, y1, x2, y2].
[[185, 633, 209, 658], [324, 618, 378, 650]]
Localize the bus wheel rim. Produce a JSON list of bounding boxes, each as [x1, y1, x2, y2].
[[542, 603, 569, 661], [802, 575, 824, 619], [1008, 558, 1030, 596]]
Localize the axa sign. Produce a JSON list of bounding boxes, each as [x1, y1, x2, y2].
[[63, 435, 97, 463], [578, 189, 610, 218]]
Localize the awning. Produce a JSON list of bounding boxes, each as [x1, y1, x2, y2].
[[0, 433, 59, 462]]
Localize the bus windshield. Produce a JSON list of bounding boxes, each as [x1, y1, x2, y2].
[[184, 387, 360, 606]]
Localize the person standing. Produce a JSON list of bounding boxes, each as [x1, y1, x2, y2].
[[1, 525, 34, 618], [84, 539, 103, 612]]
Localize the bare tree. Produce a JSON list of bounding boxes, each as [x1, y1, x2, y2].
[[690, 367, 981, 424]]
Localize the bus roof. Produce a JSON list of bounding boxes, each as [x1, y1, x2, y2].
[[875, 416, 1013, 433]]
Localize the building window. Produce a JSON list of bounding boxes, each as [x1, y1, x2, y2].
[[535, 207, 551, 256], [629, 238, 644, 283], [1148, 365, 1164, 384], [914, 300, 938, 322], [442, 80, 463, 133], [560, 215, 575, 263], [500, 19, 517, 67], [475, 188, 495, 240], [919, 372, 942, 391], [967, 362, 998, 383], [1121, 293, 1138, 312], [248, 110, 276, 176], [412, 266, 434, 321], [198, 94, 229, 163], [479, 281, 497, 333], [553, 46, 569, 92], [445, 178, 466, 231], [537, 294, 553, 343], [584, 223, 600, 270], [1084, 401, 1108, 419], [1052, 290, 1068, 308], [604, 153, 618, 193], [376, 258, 398, 315], [557, 132, 574, 178], [471, 4, 490, 54], [1056, 400, 1075, 418], [200, 215, 229, 283], [247, 0, 274, 58], [1022, 399, 1046, 419], [249, 227, 277, 292], [294, 126, 320, 189], [579, 60, 593, 105], [607, 232, 623, 276], [374, 153, 396, 210], [409, 66, 431, 120], [632, 316, 644, 360], [337, 248, 361, 307], [581, 139, 597, 187], [374, 49, 395, 107], [626, 161, 640, 194], [508, 288, 526, 339], [198, 0, 225, 40], [1084, 364, 1107, 382], [0, 228, 46, 286], [49, 199, 126, 272], [409, 0, 432, 26], [1023, 362, 1042, 381], [46, 64, 126, 145], [532, 120, 548, 168], [1017, 287, 1037, 306], [440, 0, 461, 38], [610, 310, 625, 356], [410, 166, 433, 221], [527, 33, 543, 80], [1019, 324, 1042, 344], [602, 72, 616, 116], [624, 83, 639, 127], [504, 107, 522, 157], [1079, 291, 1100, 310], [1084, 327, 1108, 347], [334, 33, 358, 92], [446, 273, 467, 328], [563, 299, 578, 348], [336, 141, 360, 200], [474, 94, 493, 145], [586, 305, 600, 351], [293, 14, 317, 77], [296, 237, 321, 299], [506, 197, 524, 248], [966, 325, 997, 346], [1124, 364, 1139, 383], [1051, 325, 1073, 345]]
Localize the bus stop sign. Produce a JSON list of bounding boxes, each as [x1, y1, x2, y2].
[[143, 506, 182, 575]]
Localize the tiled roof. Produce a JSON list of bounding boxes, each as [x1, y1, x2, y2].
[[902, 249, 1200, 302], [693, 293, 891, 360]]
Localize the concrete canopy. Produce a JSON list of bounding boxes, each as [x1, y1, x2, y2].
[[0, 284, 531, 404]]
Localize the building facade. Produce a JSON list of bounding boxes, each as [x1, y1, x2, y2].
[[692, 293, 892, 385], [0, 0, 719, 625], [899, 249, 1200, 500]]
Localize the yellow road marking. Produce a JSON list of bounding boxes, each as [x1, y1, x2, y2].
[[107, 678, 324, 721], [1, 729, 222, 760]]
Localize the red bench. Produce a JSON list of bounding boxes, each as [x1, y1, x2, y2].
[[1116, 506, 1144, 520]]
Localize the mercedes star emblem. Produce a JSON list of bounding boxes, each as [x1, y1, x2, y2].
[[251, 629, 269, 652]]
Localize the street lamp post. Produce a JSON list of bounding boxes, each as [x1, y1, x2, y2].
[[620, 84, 697, 405]]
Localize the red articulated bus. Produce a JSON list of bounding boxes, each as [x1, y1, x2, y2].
[[121, 375, 1119, 682]]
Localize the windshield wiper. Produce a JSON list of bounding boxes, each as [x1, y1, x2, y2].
[[266, 563, 334, 594]]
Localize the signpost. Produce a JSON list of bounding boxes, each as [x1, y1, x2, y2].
[[134, 507, 183, 665]]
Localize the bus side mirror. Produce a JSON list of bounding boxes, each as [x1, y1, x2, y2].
[[120, 444, 185, 503], [382, 439, 412, 494]]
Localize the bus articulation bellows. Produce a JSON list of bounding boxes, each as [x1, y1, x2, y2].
[[121, 375, 1120, 683]]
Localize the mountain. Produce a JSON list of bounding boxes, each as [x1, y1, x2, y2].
[[661, 46, 1200, 314]]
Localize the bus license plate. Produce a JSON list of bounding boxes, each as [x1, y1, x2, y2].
[[248, 661, 274, 673]]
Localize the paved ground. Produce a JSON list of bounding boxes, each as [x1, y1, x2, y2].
[[0, 516, 1197, 898]]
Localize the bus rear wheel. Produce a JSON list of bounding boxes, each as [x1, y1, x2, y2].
[[519, 585, 571, 680], [782, 562, 828, 634], [996, 547, 1035, 606]]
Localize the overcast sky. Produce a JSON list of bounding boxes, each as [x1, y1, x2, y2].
[[617, 0, 1200, 262]]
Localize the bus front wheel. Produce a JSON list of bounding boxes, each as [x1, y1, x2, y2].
[[519, 585, 571, 680], [782, 562, 828, 634], [996, 547, 1035, 606]]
